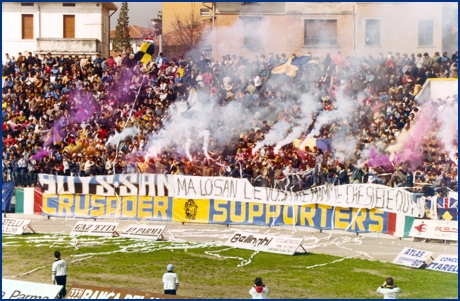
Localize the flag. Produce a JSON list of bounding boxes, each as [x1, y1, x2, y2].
[[271, 58, 299, 77], [272, 55, 315, 77], [2, 182, 14, 211], [290, 55, 312, 67], [134, 38, 155, 65], [437, 196, 458, 221]]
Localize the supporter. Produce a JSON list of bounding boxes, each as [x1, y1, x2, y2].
[[1, 48, 457, 202]]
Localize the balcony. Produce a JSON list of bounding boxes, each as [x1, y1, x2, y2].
[[35, 38, 103, 55]]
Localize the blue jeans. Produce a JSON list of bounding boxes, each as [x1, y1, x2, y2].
[[312, 164, 320, 184]]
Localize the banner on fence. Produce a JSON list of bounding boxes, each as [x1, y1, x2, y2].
[[392, 247, 433, 268], [65, 283, 196, 299], [38, 174, 425, 217], [2, 279, 63, 299], [42, 193, 405, 234], [426, 255, 458, 274], [70, 221, 119, 237], [409, 220, 458, 241], [120, 225, 166, 240], [2, 182, 14, 211], [2, 218, 34, 235], [224, 231, 304, 255]]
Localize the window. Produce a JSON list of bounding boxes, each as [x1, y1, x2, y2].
[[22, 14, 34, 39], [63, 15, 75, 38], [365, 20, 380, 46], [419, 20, 433, 46], [200, 8, 210, 16], [304, 20, 337, 46], [21, 3, 34, 6], [63, 3, 75, 7]]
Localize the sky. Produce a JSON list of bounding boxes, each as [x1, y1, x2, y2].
[[110, 2, 162, 30]]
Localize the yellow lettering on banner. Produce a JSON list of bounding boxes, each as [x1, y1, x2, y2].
[[122, 196, 137, 218], [90, 196, 106, 217], [265, 204, 280, 224], [335, 208, 350, 229], [350, 208, 366, 231], [319, 205, 332, 228], [248, 203, 264, 223], [153, 197, 168, 219], [283, 205, 297, 225], [138, 196, 153, 219], [75, 195, 90, 216], [58, 195, 74, 215], [213, 200, 228, 222], [369, 209, 384, 232], [106, 196, 121, 217], [230, 201, 246, 223], [42, 194, 57, 215], [299, 205, 315, 226]]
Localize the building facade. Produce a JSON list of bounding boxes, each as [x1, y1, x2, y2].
[[2, 2, 117, 59], [160, 2, 457, 61], [162, 2, 212, 35]]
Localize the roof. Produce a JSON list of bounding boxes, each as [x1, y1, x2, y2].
[[110, 25, 156, 39], [102, 2, 118, 11]]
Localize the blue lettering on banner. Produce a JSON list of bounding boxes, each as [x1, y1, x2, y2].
[[208, 201, 388, 232]]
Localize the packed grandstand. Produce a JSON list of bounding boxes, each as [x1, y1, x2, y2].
[[2, 49, 458, 203]]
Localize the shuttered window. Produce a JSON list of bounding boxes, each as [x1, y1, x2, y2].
[[22, 14, 34, 40], [63, 15, 75, 38], [304, 20, 337, 46]]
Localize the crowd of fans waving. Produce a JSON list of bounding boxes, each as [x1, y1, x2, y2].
[[2, 48, 458, 198]]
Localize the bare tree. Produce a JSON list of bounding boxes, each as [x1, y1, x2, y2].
[[169, 5, 205, 53]]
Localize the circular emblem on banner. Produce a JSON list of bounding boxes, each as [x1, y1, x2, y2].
[[184, 199, 198, 220]]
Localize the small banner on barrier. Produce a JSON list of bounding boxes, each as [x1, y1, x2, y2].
[[224, 231, 304, 255], [70, 221, 119, 237], [2, 278, 63, 299], [426, 255, 458, 274], [409, 220, 458, 241], [392, 247, 433, 268], [120, 224, 166, 240], [2, 182, 14, 211], [2, 218, 35, 234], [65, 283, 196, 299]]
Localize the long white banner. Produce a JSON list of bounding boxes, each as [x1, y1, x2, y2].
[[426, 255, 458, 274], [409, 220, 458, 241], [2, 279, 63, 299], [224, 231, 304, 255], [39, 174, 426, 217]]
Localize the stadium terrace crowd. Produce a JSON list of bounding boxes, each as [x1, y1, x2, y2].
[[2, 49, 458, 197]]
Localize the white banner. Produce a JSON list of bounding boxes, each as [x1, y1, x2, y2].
[[2, 218, 33, 235], [426, 255, 458, 274], [39, 174, 425, 217], [2, 279, 63, 299], [392, 247, 434, 268], [119, 225, 166, 240], [70, 221, 119, 237], [224, 231, 304, 255], [409, 220, 458, 241]]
